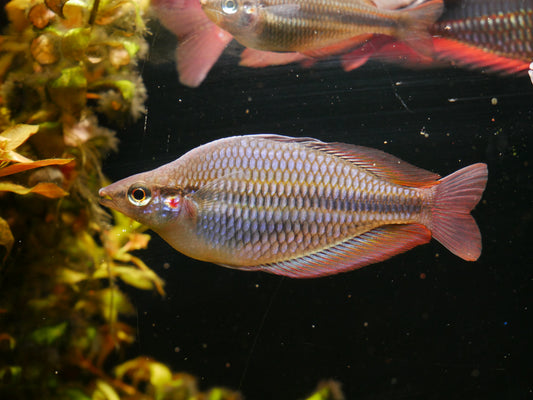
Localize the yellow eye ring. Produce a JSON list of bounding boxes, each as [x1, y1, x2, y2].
[[128, 184, 152, 206]]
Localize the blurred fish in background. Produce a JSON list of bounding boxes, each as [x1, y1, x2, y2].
[[151, 0, 442, 86], [151, 0, 533, 86]]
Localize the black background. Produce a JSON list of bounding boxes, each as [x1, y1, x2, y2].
[[103, 23, 533, 400]]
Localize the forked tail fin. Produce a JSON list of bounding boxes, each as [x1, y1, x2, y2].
[[431, 163, 488, 261]]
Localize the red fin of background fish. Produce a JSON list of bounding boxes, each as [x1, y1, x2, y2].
[[151, 0, 233, 87], [254, 224, 431, 278], [340, 35, 394, 71], [397, 0, 443, 56], [303, 35, 373, 59], [240, 49, 311, 68], [256, 135, 440, 187], [432, 38, 531, 75], [176, 25, 233, 87], [431, 163, 488, 261]]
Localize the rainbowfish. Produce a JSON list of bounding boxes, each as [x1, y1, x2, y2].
[[200, 0, 443, 54], [99, 135, 487, 278], [150, 0, 442, 86]]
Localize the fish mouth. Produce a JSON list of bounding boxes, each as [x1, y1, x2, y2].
[[98, 187, 115, 208]]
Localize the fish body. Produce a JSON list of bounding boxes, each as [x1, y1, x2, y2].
[[150, 0, 442, 86], [99, 135, 487, 278], [200, 0, 443, 54]]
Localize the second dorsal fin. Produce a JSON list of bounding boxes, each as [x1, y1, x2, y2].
[[253, 134, 441, 187]]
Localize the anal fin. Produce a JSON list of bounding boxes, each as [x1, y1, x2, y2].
[[248, 224, 432, 278]]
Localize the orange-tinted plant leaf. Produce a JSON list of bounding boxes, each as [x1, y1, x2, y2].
[[5, 0, 32, 32], [45, 0, 69, 18], [0, 124, 39, 152], [0, 158, 74, 178], [0, 333, 16, 350], [0, 217, 14, 262], [28, 3, 56, 29], [0, 181, 68, 198], [31, 33, 60, 65]]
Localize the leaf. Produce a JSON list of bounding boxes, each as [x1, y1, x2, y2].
[[48, 67, 87, 116], [60, 388, 91, 400], [0, 366, 22, 382], [0, 158, 74, 178], [95, 288, 135, 322], [0, 181, 69, 198], [0, 124, 39, 152], [94, 265, 163, 291], [29, 322, 68, 345], [28, 3, 56, 29], [31, 33, 61, 65], [92, 380, 121, 400], [61, 27, 91, 61], [0, 333, 16, 350], [115, 357, 172, 386], [0, 217, 14, 262], [5, 0, 32, 32], [0, 53, 16, 82], [45, 0, 70, 18]]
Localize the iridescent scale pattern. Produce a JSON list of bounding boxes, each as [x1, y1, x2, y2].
[[177, 137, 425, 264], [258, 0, 400, 51], [432, 0, 533, 60]]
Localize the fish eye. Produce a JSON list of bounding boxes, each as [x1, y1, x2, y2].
[[222, 0, 238, 14], [127, 184, 152, 206]]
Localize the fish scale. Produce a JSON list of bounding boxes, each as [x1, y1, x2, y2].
[[200, 0, 443, 54], [433, 0, 533, 60], [188, 136, 423, 265], [254, 0, 405, 50], [99, 135, 488, 278]]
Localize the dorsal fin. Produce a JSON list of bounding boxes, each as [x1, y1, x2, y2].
[[253, 134, 440, 187]]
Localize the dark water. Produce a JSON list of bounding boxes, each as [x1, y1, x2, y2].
[[103, 23, 533, 400]]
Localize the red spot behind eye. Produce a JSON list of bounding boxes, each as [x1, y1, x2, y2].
[[167, 197, 180, 208]]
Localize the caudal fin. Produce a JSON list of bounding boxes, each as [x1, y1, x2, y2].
[[399, 0, 444, 55], [431, 163, 488, 261], [151, 0, 233, 87]]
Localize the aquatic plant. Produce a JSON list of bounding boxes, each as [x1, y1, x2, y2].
[[0, 1, 344, 399]]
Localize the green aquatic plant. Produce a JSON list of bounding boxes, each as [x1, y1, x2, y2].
[[0, 1, 344, 399]]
